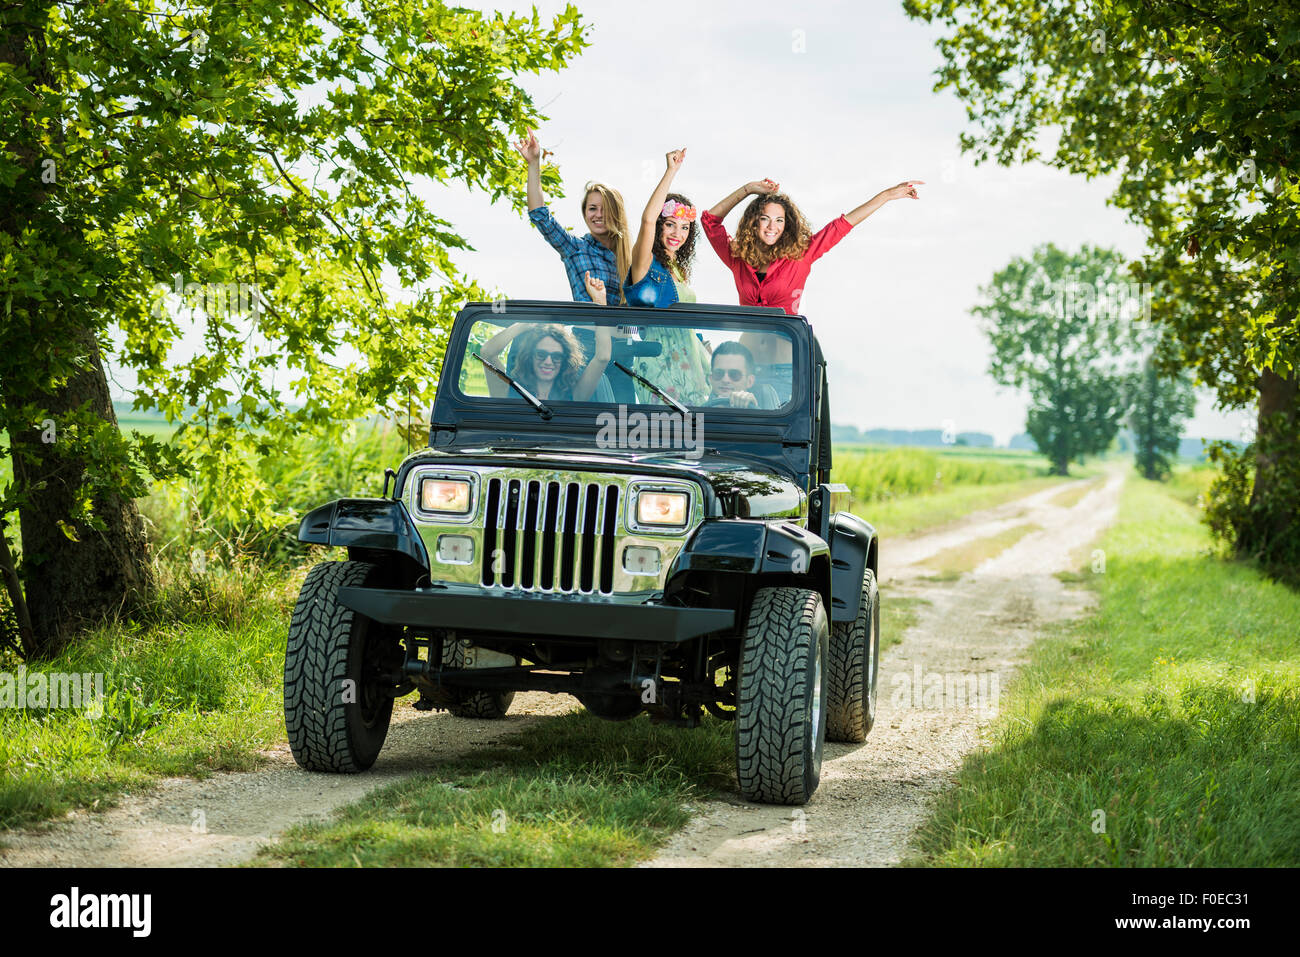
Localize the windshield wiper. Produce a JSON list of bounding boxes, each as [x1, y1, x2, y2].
[[612, 361, 690, 416], [472, 351, 553, 420]]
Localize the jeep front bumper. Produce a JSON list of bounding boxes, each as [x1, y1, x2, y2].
[[338, 587, 735, 643]]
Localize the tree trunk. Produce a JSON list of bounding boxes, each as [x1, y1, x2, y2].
[[1, 4, 155, 658], [1242, 367, 1300, 567], [9, 324, 155, 658], [0, 520, 37, 657]]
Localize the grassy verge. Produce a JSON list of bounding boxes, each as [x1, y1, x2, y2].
[[909, 475, 1300, 866], [1045, 475, 1104, 509], [255, 710, 735, 867], [881, 596, 927, 652], [920, 522, 1041, 577], [861, 471, 1099, 539], [0, 561, 301, 829]]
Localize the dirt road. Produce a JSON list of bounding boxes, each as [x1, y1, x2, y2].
[[647, 467, 1123, 866], [0, 468, 1122, 868]]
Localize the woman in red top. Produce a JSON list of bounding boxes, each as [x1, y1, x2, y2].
[[701, 178, 924, 319], [702, 178, 921, 473]]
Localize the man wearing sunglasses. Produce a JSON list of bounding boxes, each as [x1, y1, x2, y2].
[[707, 341, 760, 408]]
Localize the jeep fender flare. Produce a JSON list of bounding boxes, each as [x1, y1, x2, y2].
[[668, 519, 832, 616], [297, 498, 430, 575], [827, 511, 877, 623]]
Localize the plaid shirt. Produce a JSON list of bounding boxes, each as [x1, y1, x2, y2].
[[528, 205, 624, 303]]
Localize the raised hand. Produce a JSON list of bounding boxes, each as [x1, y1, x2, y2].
[[746, 178, 780, 195], [882, 180, 924, 201], [584, 270, 607, 305], [665, 148, 687, 172], [513, 131, 542, 164]]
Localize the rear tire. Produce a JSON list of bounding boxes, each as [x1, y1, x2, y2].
[[284, 560, 396, 772], [421, 637, 516, 719], [826, 567, 880, 743], [735, 586, 829, 805]]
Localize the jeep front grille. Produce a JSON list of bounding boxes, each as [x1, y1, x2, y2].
[[481, 478, 620, 595]]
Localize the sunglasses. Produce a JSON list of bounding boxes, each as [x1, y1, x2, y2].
[[711, 367, 747, 382], [534, 348, 566, 364]]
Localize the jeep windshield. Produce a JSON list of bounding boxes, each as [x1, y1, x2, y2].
[[455, 314, 796, 412]]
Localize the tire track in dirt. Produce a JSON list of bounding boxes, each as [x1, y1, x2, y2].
[[645, 466, 1123, 867]]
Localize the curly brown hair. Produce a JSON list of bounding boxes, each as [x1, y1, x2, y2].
[[651, 191, 698, 282], [507, 323, 586, 398], [730, 191, 812, 271]]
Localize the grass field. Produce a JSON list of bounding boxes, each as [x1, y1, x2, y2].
[[831, 445, 1105, 539], [908, 469, 1300, 866]]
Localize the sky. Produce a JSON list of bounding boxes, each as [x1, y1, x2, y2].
[[110, 0, 1249, 446]]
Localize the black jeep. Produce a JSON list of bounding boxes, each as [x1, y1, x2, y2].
[[285, 300, 880, 804]]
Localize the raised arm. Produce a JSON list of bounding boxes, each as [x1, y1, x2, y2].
[[844, 180, 924, 227], [629, 148, 686, 285], [707, 178, 779, 220], [512, 131, 545, 211], [479, 322, 530, 398], [572, 321, 613, 401]]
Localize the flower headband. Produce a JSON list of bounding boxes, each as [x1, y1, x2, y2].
[[661, 199, 697, 221]]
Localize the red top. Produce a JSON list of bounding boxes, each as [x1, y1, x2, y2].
[[700, 209, 854, 315]]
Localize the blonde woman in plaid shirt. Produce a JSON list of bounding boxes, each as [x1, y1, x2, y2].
[[514, 131, 630, 304]]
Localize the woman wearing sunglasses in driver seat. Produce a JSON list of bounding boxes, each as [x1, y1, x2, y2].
[[478, 318, 612, 402]]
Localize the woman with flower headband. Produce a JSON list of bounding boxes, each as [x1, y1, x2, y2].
[[513, 130, 631, 303], [619, 148, 711, 403]]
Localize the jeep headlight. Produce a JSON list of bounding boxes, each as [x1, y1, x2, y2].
[[420, 478, 472, 515], [636, 490, 690, 527]]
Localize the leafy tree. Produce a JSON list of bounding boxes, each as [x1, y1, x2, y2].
[[1126, 357, 1196, 481], [0, 0, 585, 656], [903, 0, 1300, 572], [975, 244, 1133, 475]]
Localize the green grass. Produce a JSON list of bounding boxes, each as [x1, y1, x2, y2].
[[909, 475, 1300, 866], [832, 445, 1046, 503], [1163, 462, 1216, 509], [1045, 475, 1104, 509], [831, 444, 1111, 539], [255, 710, 736, 867], [919, 522, 1041, 576], [0, 560, 303, 829], [859, 474, 1073, 539], [881, 596, 928, 652]]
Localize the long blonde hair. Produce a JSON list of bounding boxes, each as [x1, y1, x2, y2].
[[583, 182, 631, 304]]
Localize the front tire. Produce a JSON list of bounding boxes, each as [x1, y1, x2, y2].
[[284, 560, 396, 772], [735, 587, 830, 805], [826, 567, 880, 743]]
